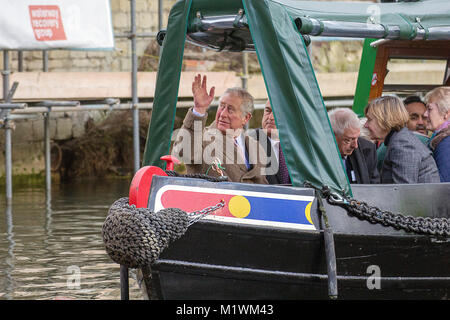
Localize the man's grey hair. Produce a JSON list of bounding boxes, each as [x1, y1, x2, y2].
[[328, 108, 361, 136], [221, 87, 254, 117]]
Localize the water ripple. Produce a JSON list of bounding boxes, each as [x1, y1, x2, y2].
[[0, 179, 143, 300]]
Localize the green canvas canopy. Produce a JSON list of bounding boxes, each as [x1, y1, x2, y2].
[[276, 0, 450, 40], [142, 0, 450, 196]]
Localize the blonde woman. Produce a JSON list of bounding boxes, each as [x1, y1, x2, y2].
[[424, 86, 450, 182], [364, 96, 440, 184]]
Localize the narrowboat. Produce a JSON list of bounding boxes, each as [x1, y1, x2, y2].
[[102, 0, 450, 300]]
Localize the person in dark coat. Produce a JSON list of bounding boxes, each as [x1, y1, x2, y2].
[[250, 100, 291, 184], [328, 108, 380, 184], [364, 96, 440, 184]]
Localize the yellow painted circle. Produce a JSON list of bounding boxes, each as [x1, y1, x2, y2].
[[305, 201, 313, 225], [228, 196, 251, 218]]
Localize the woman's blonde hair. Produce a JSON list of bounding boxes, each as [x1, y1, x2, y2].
[[424, 86, 450, 116], [364, 96, 409, 132]]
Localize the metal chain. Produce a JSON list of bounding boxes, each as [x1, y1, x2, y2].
[[165, 170, 228, 182], [158, 172, 450, 236], [187, 199, 226, 226], [328, 190, 450, 237], [304, 182, 450, 237]]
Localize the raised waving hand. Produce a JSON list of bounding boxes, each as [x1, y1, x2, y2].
[[192, 74, 215, 114]]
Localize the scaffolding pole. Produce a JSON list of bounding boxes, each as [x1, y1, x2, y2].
[[131, 0, 140, 174], [2, 51, 12, 204]]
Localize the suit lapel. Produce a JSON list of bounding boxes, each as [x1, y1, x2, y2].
[[242, 134, 262, 179], [349, 148, 368, 184]]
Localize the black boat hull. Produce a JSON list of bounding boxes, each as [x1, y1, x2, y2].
[[144, 220, 450, 300], [135, 177, 450, 300]]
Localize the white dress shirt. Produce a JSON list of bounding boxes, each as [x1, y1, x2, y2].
[[268, 137, 280, 163]]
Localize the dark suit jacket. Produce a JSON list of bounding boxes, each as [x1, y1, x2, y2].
[[250, 128, 289, 184], [346, 137, 380, 184]]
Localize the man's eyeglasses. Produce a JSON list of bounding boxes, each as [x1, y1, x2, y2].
[[342, 137, 358, 145]]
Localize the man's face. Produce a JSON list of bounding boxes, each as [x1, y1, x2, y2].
[[215, 93, 251, 134], [335, 127, 360, 157], [261, 100, 277, 136], [405, 102, 428, 135]]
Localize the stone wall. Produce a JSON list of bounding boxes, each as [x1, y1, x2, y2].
[[0, 1, 176, 178], [0, 111, 108, 178], [1, 0, 378, 73], [0, 0, 407, 180]]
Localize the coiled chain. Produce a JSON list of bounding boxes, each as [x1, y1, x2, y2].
[[319, 185, 450, 237], [165, 170, 228, 182], [339, 197, 450, 237]]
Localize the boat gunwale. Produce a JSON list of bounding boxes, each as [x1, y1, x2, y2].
[[151, 258, 450, 285], [189, 213, 448, 240]]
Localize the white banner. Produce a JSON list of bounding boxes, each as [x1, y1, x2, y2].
[[0, 0, 114, 50]]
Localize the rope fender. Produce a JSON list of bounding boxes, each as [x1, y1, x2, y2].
[[102, 197, 224, 268]]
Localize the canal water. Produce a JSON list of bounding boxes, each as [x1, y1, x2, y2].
[[0, 178, 142, 300]]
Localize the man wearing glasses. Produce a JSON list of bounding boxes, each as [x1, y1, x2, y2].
[[328, 108, 380, 184]]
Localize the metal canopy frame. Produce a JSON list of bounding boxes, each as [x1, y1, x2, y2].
[[353, 39, 450, 115]]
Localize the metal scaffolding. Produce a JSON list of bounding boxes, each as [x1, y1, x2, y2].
[[1, 0, 352, 205], [0, 0, 161, 204]]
